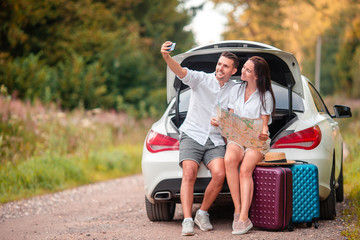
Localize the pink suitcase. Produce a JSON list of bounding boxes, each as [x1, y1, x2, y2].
[[250, 166, 293, 231]]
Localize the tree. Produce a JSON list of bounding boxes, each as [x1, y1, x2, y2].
[[334, 5, 360, 97], [0, 0, 195, 115], [212, 0, 360, 96], [216, 0, 286, 48]]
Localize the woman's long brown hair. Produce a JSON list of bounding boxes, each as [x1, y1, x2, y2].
[[249, 56, 276, 115]]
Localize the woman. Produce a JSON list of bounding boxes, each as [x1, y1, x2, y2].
[[224, 56, 275, 235]]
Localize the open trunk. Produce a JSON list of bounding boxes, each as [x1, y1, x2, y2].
[[170, 107, 299, 146], [166, 42, 305, 145]]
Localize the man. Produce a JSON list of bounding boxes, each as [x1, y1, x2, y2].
[[160, 41, 239, 236]]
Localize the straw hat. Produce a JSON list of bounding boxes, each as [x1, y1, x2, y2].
[[257, 152, 295, 166]]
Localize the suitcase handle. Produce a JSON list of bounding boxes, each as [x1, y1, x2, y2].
[[294, 160, 309, 164]]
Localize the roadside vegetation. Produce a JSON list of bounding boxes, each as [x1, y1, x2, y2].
[[342, 131, 360, 239], [325, 97, 360, 239], [0, 96, 152, 203], [341, 113, 360, 239]]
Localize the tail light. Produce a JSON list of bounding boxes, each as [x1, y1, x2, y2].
[[146, 130, 179, 153], [272, 125, 322, 150]]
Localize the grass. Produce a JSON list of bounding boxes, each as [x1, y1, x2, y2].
[[341, 121, 360, 239], [324, 96, 360, 239], [0, 97, 152, 203], [0, 146, 143, 203], [341, 127, 360, 239]]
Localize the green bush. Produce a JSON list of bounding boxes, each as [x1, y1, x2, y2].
[[0, 155, 88, 202], [0, 0, 194, 117], [339, 105, 360, 239], [0, 54, 52, 101], [0, 97, 151, 203]]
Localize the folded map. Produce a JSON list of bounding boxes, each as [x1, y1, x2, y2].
[[217, 105, 264, 151]]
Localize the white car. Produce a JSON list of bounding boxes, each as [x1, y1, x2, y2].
[[141, 40, 351, 221]]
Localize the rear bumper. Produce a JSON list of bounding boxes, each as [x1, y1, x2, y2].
[[148, 177, 231, 204], [142, 143, 223, 203]]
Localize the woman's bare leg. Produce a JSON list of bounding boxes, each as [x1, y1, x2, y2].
[[224, 143, 244, 214], [238, 150, 263, 221]]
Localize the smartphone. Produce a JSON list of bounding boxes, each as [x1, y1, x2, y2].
[[167, 42, 176, 52]]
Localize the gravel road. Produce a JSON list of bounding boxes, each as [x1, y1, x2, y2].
[[0, 174, 349, 240]]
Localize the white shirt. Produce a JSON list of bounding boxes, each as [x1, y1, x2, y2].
[[228, 82, 273, 124], [179, 68, 236, 146]]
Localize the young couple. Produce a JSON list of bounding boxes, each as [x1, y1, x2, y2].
[[160, 41, 275, 236]]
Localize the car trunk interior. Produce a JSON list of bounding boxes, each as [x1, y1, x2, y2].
[[170, 110, 298, 145], [169, 52, 299, 145]]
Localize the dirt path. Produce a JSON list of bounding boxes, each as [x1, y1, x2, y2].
[[0, 174, 348, 240]]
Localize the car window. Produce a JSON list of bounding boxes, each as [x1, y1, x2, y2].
[[177, 82, 304, 113], [272, 83, 304, 112], [307, 82, 329, 114]]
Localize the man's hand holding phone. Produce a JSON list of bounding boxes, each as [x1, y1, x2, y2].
[[161, 41, 176, 53], [167, 42, 176, 51]]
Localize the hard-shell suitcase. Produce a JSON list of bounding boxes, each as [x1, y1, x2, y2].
[[289, 162, 320, 228], [250, 166, 293, 231]]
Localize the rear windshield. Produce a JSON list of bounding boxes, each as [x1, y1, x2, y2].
[[175, 81, 304, 113]]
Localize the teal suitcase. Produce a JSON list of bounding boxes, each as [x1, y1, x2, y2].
[[289, 162, 320, 228]]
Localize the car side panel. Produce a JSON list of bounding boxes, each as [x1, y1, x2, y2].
[[273, 78, 337, 200]]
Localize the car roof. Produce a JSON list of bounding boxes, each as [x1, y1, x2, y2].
[[166, 40, 303, 103]]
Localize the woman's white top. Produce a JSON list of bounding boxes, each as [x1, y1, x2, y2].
[[228, 82, 273, 125]]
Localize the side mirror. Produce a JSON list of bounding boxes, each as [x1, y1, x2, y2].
[[332, 105, 352, 118]]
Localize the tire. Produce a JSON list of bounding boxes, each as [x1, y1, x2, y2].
[[336, 160, 344, 202], [145, 196, 175, 221], [320, 158, 336, 220]]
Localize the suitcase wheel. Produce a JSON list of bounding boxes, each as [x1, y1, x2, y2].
[[306, 221, 319, 229], [314, 221, 319, 229], [288, 221, 294, 232]]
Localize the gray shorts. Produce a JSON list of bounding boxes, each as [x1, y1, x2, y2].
[[179, 133, 226, 168]]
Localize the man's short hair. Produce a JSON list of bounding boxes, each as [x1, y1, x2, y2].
[[220, 52, 239, 69]]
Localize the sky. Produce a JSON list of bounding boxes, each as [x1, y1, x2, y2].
[[183, 1, 233, 46]]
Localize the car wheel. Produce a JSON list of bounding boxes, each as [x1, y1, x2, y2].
[[145, 196, 175, 221], [336, 160, 344, 202], [320, 158, 336, 220]]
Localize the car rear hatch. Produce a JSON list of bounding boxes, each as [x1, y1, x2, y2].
[[166, 40, 304, 137]]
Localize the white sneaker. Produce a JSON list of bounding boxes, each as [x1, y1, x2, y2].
[[194, 210, 213, 231], [232, 218, 253, 235], [182, 219, 195, 236], [232, 213, 240, 230]]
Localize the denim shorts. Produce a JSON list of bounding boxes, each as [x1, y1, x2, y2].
[[179, 133, 226, 168]]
